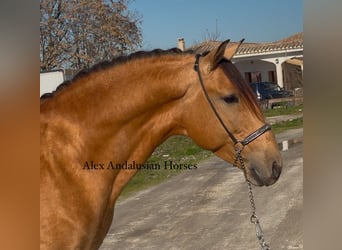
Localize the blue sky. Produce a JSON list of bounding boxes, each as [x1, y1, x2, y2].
[[129, 0, 303, 50]]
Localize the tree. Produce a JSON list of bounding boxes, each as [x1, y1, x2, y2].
[[192, 26, 222, 46], [40, 0, 142, 70], [202, 26, 221, 42]]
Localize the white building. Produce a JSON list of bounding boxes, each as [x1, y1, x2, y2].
[[186, 32, 303, 91], [40, 69, 79, 97]]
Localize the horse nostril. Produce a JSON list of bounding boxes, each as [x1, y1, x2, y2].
[[272, 161, 282, 179]]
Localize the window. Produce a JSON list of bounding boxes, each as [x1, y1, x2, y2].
[[245, 72, 262, 83], [268, 71, 277, 83], [245, 72, 252, 83]]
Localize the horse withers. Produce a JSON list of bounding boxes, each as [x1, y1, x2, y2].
[[40, 40, 282, 249]]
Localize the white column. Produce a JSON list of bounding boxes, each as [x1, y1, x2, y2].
[[275, 62, 283, 88], [301, 64, 304, 78]]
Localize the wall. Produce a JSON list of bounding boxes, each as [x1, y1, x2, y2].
[[234, 60, 275, 83]]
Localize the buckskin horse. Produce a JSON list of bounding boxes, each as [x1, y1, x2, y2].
[[40, 40, 282, 249]]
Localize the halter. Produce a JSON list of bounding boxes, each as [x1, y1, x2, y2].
[[194, 53, 272, 250], [193, 53, 271, 155]]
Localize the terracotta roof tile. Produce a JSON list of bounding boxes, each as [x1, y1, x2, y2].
[[188, 32, 303, 55]]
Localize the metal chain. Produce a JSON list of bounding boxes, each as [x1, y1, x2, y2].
[[234, 145, 271, 250]]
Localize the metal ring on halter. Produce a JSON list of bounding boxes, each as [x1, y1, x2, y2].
[[234, 141, 245, 154]]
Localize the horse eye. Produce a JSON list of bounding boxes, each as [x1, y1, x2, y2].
[[223, 94, 239, 104]]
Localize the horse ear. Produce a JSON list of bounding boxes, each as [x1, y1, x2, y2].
[[224, 39, 244, 60], [202, 39, 230, 72]]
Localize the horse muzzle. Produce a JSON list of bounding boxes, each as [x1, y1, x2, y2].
[[247, 160, 282, 186]]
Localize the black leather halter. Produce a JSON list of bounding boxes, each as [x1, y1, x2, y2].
[[193, 53, 271, 150]]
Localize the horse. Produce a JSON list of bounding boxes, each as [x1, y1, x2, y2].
[[40, 40, 282, 249]]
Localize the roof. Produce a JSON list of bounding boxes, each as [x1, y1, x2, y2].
[[188, 32, 303, 56]]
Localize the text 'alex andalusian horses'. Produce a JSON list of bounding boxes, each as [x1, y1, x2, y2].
[[40, 40, 282, 249]]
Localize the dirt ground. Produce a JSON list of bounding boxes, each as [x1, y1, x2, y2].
[[100, 129, 303, 250]]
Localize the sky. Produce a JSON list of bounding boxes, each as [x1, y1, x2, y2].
[[129, 0, 303, 50]]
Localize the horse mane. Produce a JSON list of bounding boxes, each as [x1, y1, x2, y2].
[[40, 48, 192, 100], [40, 48, 261, 120]]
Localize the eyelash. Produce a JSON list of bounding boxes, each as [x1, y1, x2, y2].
[[223, 94, 239, 104]]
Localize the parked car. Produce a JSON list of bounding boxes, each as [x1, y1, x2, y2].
[[249, 82, 293, 100]]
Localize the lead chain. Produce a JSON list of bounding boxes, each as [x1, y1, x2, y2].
[[247, 181, 271, 250], [234, 146, 271, 250]]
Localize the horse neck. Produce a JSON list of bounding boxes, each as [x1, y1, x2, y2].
[[41, 54, 196, 164]]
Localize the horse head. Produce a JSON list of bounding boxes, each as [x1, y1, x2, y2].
[[182, 40, 282, 186]]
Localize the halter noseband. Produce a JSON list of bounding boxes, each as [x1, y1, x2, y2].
[[193, 53, 271, 153]]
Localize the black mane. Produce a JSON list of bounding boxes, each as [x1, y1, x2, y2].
[[41, 48, 193, 100]]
